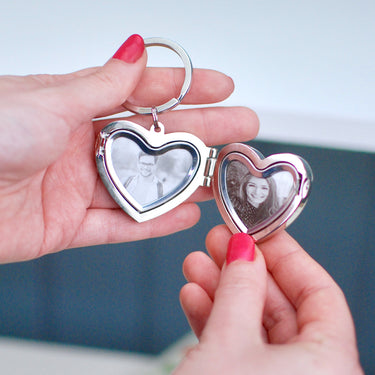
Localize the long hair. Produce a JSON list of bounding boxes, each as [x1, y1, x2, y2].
[[238, 173, 279, 217]]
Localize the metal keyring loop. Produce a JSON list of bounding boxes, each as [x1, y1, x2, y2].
[[124, 37, 193, 115]]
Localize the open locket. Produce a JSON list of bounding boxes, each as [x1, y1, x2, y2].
[[95, 38, 313, 242]]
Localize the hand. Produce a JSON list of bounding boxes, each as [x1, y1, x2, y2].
[[178, 226, 363, 374], [0, 35, 258, 263]]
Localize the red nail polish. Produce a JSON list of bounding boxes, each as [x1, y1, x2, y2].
[[226, 233, 255, 265], [113, 34, 145, 63]]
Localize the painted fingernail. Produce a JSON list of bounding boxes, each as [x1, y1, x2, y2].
[[226, 233, 255, 265], [113, 34, 145, 63]]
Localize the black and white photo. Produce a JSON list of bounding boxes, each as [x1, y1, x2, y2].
[[111, 137, 194, 207], [226, 160, 295, 229]]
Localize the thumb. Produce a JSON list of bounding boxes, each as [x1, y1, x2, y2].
[[201, 233, 267, 347], [59, 34, 147, 120]]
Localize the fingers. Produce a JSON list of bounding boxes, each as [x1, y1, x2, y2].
[[0, 68, 98, 93], [258, 231, 357, 342], [205, 224, 231, 267], [59, 57, 147, 123], [67, 202, 201, 248], [206, 227, 357, 344], [143, 106, 258, 146], [9, 66, 236, 120], [182, 252, 298, 344], [94, 67, 235, 118], [126, 67, 234, 107], [47, 35, 147, 127], [181, 228, 301, 345], [1, 66, 233, 108], [201, 235, 267, 346], [205, 225, 298, 343], [180, 251, 219, 338], [263, 272, 298, 343], [180, 282, 213, 338], [183, 251, 221, 301], [93, 106, 258, 146]]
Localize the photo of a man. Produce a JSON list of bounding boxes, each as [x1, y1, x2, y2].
[[111, 137, 195, 208], [124, 152, 163, 205]]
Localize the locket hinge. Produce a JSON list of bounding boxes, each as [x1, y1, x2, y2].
[[202, 147, 218, 187]]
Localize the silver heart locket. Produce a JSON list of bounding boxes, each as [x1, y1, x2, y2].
[[95, 38, 313, 242]]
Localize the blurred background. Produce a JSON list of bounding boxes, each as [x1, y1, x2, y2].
[[0, 1, 374, 373]]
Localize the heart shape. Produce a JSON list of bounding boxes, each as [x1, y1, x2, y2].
[[96, 123, 312, 236], [212, 143, 312, 242], [96, 120, 212, 222]]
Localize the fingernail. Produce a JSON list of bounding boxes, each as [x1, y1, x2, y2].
[[226, 233, 255, 265], [113, 34, 145, 63]]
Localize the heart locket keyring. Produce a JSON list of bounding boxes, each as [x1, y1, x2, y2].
[[95, 37, 313, 242]]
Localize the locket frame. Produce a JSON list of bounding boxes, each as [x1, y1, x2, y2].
[[96, 120, 216, 223]]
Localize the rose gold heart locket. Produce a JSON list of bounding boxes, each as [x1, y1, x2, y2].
[[212, 143, 312, 241], [95, 38, 313, 242]]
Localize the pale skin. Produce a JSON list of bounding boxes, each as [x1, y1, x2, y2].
[[177, 225, 364, 374], [0, 51, 258, 263]]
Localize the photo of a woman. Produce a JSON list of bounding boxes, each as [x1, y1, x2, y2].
[[227, 161, 280, 229]]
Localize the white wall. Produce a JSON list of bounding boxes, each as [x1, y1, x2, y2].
[[1, 0, 374, 152]]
